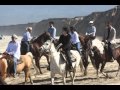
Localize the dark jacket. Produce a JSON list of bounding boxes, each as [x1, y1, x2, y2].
[[58, 34, 71, 50]]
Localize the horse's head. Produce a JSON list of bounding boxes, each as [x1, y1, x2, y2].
[[40, 40, 54, 53], [43, 32, 52, 41]]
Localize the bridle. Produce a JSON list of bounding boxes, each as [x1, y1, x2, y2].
[[40, 40, 53, 54]]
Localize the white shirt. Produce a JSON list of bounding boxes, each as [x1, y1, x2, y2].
[[48, 26, 56, 39], [6, 41, 21, 60], [22, 31, 32, 42], [86, 26, 96, 37], [70, 31, 80, 44]]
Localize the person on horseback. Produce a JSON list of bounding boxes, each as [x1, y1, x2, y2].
[[85, 21, 96, 56], [21, 27, 32, 54], [47, 21, 57, 43], [102, 22, 116, 62], [58, 27, 73, 72], [69, 26, 83, 56], [4, 34, 21, 78], [85, 21, 96, 46]]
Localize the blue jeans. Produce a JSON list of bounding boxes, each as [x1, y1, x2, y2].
[[74, 42, 82, 54], [13, 57, 18, 75]]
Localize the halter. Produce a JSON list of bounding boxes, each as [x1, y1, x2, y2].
[[40, 40, 53, 55]]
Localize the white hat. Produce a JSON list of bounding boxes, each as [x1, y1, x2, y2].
[[11, 34, 18, 39], [89, 21, 94, 24], [26, 27, 32, 31]]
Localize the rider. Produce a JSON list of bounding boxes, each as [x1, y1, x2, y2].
[[102, 22, 116, 62], [47, 21, 57, 43], [58, 27, 73, 72], [85, 21, 96, 46], [69, 26, 83, 55], [4, 34, 21, 78], [21, 27, 32, 54], [85, 21, 96, 56]]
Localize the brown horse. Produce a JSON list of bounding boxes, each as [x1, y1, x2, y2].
[[0, 52, 34, 84], [78, 33, 96, 75], [92, 43, 120, 78], [29, 32, 52, 74]]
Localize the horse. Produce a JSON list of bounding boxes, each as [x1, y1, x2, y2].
[[40, 40, 84, 85], [0, 52, 34, 84], [92, 41, 120, 78], [21, 32, 52, 74], [78, 33, 98, 75]]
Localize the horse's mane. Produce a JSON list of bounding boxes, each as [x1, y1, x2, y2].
[[32, 32, 51, 43]]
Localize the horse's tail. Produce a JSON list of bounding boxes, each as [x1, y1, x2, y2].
[[26, 52, 39, 74]]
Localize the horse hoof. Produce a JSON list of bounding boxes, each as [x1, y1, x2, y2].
[[31, 82, 34, 85], [40, 72, 43, 74], [24, 82, 27, 85], [47, 67, 50, 71], [106, 74, 109, 78]]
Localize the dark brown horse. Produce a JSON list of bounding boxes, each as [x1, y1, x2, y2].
[[78, 33, 96, 75], [92, 42, 120, 78], [29, 32, 51, 74]]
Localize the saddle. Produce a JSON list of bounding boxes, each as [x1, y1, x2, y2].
[[60, 51, 76, 62]]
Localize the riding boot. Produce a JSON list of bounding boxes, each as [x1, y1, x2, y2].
[[13, 57, 17, 78], [108, 42, 114, 62], [64, 50, 74, 72]]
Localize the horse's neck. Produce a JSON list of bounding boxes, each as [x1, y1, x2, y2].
[[79, 35, 85, 44], [50, 44, 65, 67], [50, 44, 57, 54]]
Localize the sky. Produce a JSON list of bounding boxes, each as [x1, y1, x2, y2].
[[0, 5, 117, 26]]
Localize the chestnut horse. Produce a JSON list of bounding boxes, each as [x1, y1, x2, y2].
[[0, 52, 34, 84], [78, 33, 96, 75]]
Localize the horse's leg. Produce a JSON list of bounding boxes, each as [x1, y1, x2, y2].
[[96, 61, 100, 79], [45, 55, 50, 70], [66, 71, 68, 78], [29, 74, 33, 85], [51, 72, 55, 85], [116, 65, 120, 77], [62, 72, 66, 85], [79, 59, 84, 74], [24, 68, 28, 85], [27, 68, 33, 85], [31, 59, 39, 75], [116, 60, 120, 77], [83, 52, 89, 76], [69, 71, 74, 85], [89, 54, 96, 69], [0, 76, 7, 85], [35, 57, 42, 74], [72, 68, 76, 85], [100, 62, 108, 78]]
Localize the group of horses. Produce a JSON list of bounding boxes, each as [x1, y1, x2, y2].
[[0, 31, 120, 85]]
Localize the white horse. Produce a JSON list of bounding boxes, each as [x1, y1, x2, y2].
[[40, 40, 84, 85]]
